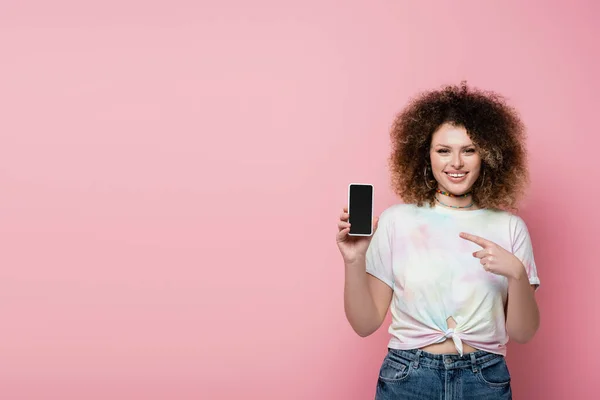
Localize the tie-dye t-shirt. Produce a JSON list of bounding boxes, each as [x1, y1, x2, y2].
[[365, 202, 540, 356]]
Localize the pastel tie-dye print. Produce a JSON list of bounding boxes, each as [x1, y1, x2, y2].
[[365, 203, 540, 356]]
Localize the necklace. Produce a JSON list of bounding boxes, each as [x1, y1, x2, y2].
[[436, 189, 472, 198], [435, 196, 474, 209]]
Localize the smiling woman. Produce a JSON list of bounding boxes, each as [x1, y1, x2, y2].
[[336, 82, 540, 400], [429, 123, 482, 209], [390, 81, 529, 213]]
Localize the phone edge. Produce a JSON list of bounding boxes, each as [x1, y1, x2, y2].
[[347, 182, 374, 237]]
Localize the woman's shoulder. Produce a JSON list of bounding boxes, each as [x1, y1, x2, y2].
[[482, 207, 527, 224], [471, 208, 533, 237], [378, 202, 423, 222]]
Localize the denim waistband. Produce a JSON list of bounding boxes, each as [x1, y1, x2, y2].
[[387, 348, 504, 371]]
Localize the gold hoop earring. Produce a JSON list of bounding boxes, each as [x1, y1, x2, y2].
[[479, 168, 486, 188], [424, 165, 434, 190]]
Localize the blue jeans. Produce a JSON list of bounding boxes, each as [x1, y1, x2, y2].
[[376, 348, 512, 400]]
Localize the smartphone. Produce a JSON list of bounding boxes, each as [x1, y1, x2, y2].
[[347, 183, 374, 236]]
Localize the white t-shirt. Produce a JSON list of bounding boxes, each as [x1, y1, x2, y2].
[[365, 202, 540, 356]]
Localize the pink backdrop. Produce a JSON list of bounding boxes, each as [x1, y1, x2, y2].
[[1, 1, 598, 399]]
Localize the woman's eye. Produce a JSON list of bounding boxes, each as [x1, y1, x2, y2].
[[436, 148, 475, 154]]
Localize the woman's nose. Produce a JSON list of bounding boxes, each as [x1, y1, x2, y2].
[[451, 154, 463, 168]]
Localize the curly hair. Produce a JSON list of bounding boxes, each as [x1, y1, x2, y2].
[[388, 81, 529, 213]]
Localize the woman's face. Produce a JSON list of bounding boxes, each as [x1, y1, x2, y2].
[[429, 123, 482, 195]]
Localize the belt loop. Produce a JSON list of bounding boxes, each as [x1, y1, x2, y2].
[[412, 349, 422, 369], [470, 352, 478, 373]]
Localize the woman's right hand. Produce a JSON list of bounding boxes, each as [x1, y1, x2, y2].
[[336, 206, 379, 265]]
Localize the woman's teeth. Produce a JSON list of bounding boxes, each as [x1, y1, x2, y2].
[[445, 172, 468, 182]]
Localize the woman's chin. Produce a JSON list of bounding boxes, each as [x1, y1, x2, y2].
[[441, 182, 473, 195]]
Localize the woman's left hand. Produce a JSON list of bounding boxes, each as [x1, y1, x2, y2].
[[459, 232, 525, 280]]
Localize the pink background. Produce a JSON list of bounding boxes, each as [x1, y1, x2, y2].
[[1, 1, 598, 399]]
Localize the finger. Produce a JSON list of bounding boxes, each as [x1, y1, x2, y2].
[[480, 255, 494, 267], [459, 232, 492, 248], [480, 258, 491, 272], [338, 221, 350, 230], [339, 211, 349, 221], [343, 206, 348, 213], [336, 227, 351, 241], [472, 249, 488, 259]]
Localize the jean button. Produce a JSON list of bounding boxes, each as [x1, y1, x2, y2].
[[444, 358, 452, 364]]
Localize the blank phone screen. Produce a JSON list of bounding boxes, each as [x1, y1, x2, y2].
[[349, 184, 373, 235]]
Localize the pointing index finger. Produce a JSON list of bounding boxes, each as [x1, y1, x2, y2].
[[459, 232, 490, 248]]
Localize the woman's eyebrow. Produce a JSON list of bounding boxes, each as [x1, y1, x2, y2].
[[433, 144, 475, 148]]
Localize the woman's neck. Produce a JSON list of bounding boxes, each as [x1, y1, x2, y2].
[[434, 189, 478, 210]]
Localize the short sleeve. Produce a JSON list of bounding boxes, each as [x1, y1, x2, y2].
[[509, 215, 540, 291], [365, 209, 394, 289]]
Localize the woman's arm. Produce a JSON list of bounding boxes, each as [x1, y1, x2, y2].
[[505, 269, 540, 343], [459, 231, 540, 343], [344, 258, 393, 337]]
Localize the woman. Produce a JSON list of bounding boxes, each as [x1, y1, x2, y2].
[[336, 82, 540, 399]]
